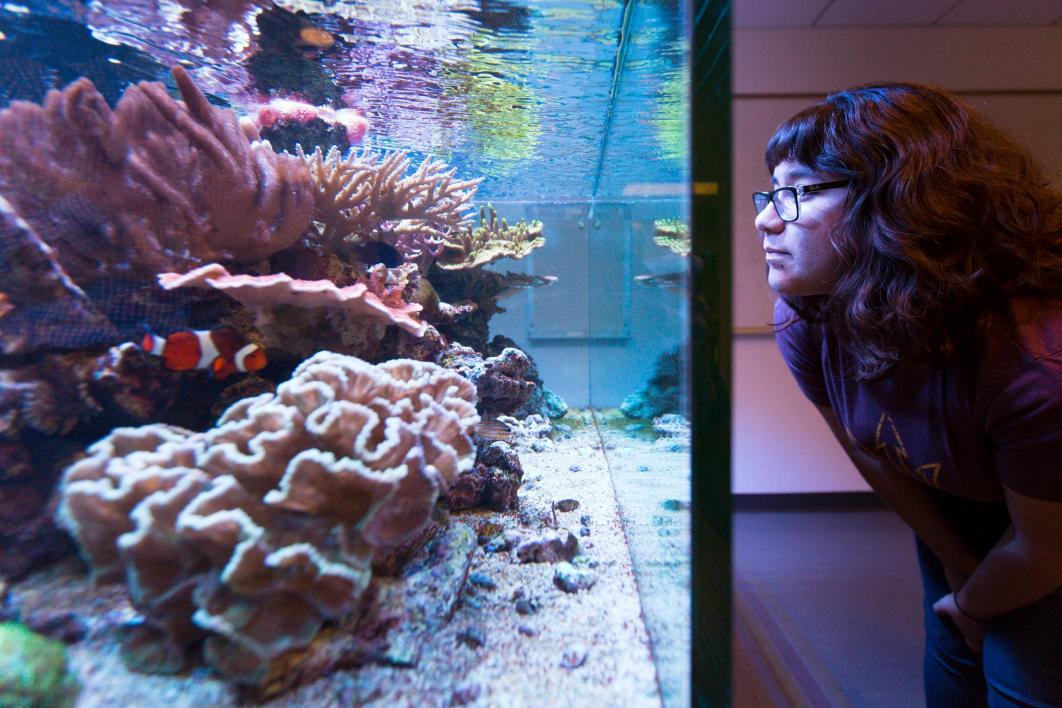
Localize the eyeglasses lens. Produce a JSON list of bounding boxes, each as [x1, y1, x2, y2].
[[753, 193, 770, 215], [774, 189, 797, 221], [753, 189, 798, 222]]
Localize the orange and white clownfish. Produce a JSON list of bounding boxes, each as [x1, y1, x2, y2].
[[140, 326, 267, 380]]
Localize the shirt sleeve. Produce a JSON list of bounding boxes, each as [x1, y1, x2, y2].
[[773, 298, 831, 408], [983, 356, 1062, 502]]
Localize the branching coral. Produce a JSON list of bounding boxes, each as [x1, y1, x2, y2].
[[0, 66, 314, 284], [652, 219, 690, 257], [298, 147, 545, 272], [299, 145, 479, 262], [56, 352, 479, 684], [435, 204, 545, 270]]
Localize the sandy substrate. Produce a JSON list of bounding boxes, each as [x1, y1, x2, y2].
[[595, 413, 692, 708], [8, 413, 665, 707]]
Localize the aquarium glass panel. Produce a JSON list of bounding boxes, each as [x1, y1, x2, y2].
[[0, 0, 715, 704]]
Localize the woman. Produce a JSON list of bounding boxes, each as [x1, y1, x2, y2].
[[757, 83, 1062, 706]]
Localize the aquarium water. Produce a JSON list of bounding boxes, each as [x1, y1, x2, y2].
[[0, 0, 691, 705]]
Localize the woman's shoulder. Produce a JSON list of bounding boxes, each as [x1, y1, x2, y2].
[[977, 295, 1062, 391], [973, 297, 1062, 503]]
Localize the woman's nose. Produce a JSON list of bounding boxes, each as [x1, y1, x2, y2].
[[754, 201, 784, 233]]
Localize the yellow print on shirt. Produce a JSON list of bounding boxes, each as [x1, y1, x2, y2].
[[852, 413, 943, 488]]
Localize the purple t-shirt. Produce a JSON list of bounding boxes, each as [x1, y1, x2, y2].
[[775, 297, 1062, 502]]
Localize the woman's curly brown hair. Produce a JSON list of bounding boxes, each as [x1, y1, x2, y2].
[[768, 82, 1062, 379]]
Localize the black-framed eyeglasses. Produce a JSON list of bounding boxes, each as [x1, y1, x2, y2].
[[752, 180, 849, 222]]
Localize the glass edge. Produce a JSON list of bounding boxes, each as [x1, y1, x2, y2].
[[689, 0, 733, 706]]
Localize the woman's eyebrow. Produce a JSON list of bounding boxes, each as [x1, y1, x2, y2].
[[784, 169, 815, 184], [771, 168, 816, 186]]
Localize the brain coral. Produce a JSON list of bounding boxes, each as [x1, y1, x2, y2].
[[56, 352, 478, 684]]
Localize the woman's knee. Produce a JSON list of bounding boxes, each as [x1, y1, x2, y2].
[[981, 598, 1062, 707], [982, 638, 1062, 708], [923, 606, 988, 706]]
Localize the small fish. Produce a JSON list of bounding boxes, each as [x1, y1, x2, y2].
[[634, 272, 686, 290], [475, 418, 512, 442], [296, 26, 335, 49], [410, 277, 440, 317], [140, 326, 266, 380]]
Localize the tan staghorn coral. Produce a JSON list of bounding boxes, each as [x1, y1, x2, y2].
[[435, 204, 545, 270], [0, 66, 314, 284], [56, 352, 479, 684], [299, 146, 545, 272], [299, 145, 375, 240], [299, 145, 480, 244], [652, 219, 691, 257]]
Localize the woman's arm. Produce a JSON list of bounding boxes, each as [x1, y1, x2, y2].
[[931, 488, 1062, 652], [814, 404, 983, 584], [949, 487, 1062, 619]]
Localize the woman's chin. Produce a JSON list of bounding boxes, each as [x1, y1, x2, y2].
[[767, 271, 801, 296], [768, 275, 830, 297]]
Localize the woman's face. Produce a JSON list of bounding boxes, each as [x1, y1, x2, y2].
[[755, 160, 848, 297]]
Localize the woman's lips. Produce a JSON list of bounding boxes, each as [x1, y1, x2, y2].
[[765, 249, 790, 266]]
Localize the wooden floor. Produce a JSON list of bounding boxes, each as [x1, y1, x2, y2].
[[733, 508, 926, 707]]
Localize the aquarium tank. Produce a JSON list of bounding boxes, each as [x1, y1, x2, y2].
[[0, 0, 726, 705]]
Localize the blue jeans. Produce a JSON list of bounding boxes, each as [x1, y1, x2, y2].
[[918, 493, 1062, 707]]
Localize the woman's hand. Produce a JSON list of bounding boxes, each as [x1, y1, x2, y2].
[[933, 593, 987, 654], [943, 565, 971, 592]]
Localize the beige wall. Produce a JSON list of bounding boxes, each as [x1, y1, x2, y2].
[[732, 25, 1062, 493]]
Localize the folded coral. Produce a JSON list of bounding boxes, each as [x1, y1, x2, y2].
[[0, 66, 314, 284], [56, 352, 478, 684], [157, 262, 438, 362], [158, 262, 427, 337]]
